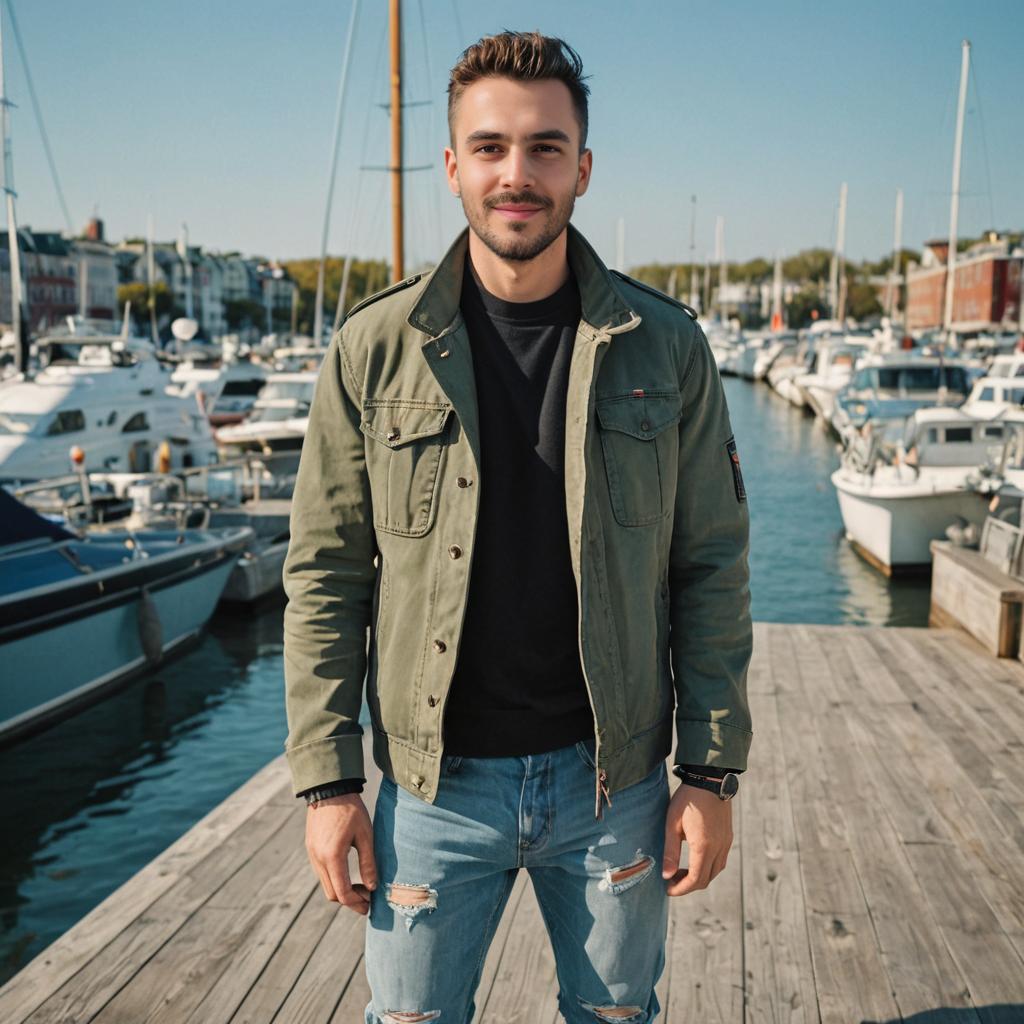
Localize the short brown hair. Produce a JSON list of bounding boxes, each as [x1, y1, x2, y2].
[[447, 30, 591, 151]]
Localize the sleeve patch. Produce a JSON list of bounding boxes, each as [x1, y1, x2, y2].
[[726, 435, 746, 503]]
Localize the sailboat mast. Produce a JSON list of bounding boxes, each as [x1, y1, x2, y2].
[[314, 0, 359, 345], [0, 4, 25, 369], [889, 188, 903, 321], [390, 0, 404, 282], [942, 39, 971, 344], [835, 182, 848, 323], [688, 195, 698, 309]]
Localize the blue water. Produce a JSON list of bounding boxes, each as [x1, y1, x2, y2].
[[0, 375, 929, 986]]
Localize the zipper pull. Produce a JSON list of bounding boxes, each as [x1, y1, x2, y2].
[[594, 768, 612, 820]]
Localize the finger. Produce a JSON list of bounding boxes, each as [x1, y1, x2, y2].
[[354, 825, 378, 891], [661, 816, 681, 880], [708, 849, 727, 883], [312, 859, 338, 903], [666, 845, 711, 896], [326, 856, 362, 912]]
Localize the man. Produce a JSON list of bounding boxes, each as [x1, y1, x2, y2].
[[283, 30, 752, 1024]]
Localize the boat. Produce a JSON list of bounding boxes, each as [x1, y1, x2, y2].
[[213, 371, 316, 461], [832, 353, 971, 441], [831, 407, 1007, 573], [0, 487, 251, 743], [794, 336, 870, 427], [170, 354, 270, 427], [0, 332, 219, 483]]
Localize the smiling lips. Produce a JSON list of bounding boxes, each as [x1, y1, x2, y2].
[[492, 204, 543, 220]]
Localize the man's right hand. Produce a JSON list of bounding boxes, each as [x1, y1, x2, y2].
[[305, 793, 378, 915]]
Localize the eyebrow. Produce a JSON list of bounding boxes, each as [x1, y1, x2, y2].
[[464, 129, 571, 145]]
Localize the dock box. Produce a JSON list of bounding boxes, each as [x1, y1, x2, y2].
[[929, 540, 1024, 658]]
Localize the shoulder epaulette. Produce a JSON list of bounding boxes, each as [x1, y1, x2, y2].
[[342, 273, 425, 325], [610, 269, 698, 320]]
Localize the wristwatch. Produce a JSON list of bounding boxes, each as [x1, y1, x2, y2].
[[671, 765, 740, 801]]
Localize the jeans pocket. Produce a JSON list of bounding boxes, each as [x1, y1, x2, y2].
[[574, 737, 596, 771]]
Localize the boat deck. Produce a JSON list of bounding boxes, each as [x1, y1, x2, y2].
[[2, 621, 1023, 1022]]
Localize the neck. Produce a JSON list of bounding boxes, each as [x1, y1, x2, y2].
[[466, 228, 570, 303]]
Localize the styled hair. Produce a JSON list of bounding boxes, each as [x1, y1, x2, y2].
[[447, 30, 591, 151]]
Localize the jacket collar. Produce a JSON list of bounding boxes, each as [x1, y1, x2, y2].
[[407, 222, 639, 339]]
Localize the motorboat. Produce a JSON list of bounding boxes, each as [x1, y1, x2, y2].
[[0, 487, 251, 743], [214, 371, 316, 459], [170, 356, 270, 427], [0, 333, 218, 483], [832, 354, 971, 442], [795, 337, 871, 427], [831, 407, 1007, 573]]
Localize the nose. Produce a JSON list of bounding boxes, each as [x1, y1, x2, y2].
[[499, 146, 534, 192]]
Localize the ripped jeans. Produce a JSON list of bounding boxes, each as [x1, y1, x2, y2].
[[364, 735, 670, 1023]]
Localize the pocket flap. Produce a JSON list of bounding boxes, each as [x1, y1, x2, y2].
[[596, 391, 682, 439], [361, 400, 452, 447]]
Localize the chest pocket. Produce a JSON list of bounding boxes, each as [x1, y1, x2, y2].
[[595, 390, 682, 526], [360, 399, 452, 536]]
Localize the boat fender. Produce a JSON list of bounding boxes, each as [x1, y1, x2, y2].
[[157, 440, 172, 474], [138, 586, 164, 663]]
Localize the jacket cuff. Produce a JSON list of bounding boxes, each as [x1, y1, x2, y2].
[[675, 717, 752, 773], [286, 732, 366, 796]]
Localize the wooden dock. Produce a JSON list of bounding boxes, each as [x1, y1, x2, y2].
[[2, 621, 1023, 1022]]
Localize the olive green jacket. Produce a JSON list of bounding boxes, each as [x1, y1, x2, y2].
[[282, 223, 752, 817]]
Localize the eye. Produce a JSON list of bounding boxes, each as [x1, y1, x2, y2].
[[475, 144, 501, 154], [535, 144, 560, 153]]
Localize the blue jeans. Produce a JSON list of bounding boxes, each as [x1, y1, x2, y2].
[[363, 735, 670, 1023]]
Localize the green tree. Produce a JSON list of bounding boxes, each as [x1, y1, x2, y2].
[[117, 281, 172, 325], [282, 257, 392, 335], [786, 287, 826, 328]]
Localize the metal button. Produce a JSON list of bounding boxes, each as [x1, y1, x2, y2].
[[640, 419, 650, 431], [448, 544, 462, 559], [411, 774, 424, 787], [432, 639, 447, 653], [386, 427, 401, 442], [456, 476, 471, 487], [439, 350, 451, 358], [427, 694, 438, 707]]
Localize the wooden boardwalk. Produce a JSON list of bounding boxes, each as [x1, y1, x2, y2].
[[2, 622, 1024, 1023]]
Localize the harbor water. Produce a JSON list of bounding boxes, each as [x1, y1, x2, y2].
[[0, 375, 931, 985]]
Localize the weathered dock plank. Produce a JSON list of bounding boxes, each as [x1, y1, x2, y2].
[[2, 621, 1024, 1022]]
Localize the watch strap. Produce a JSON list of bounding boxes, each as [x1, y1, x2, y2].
[[302, 778, 366, 805]]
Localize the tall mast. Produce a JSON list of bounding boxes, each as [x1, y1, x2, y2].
[[771, 253, 783, 331], [615, 217, 625, 272], [314, 0, 359, 344], [942, 39, 971, 344], [835, 182, 848, 323], [715, 215, 727, 321], [147, 213, 158, 345], [389, 0, 403, 282], [889, 188, 903, 321], [0, 3, 25, 371], [688, 194, 699, 309]]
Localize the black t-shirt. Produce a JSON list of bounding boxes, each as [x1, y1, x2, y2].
[[441, 256, 594, 756]]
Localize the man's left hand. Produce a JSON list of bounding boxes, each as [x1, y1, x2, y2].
[[661, 782, 733, 896]]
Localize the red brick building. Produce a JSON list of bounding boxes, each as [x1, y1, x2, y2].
[[906, 236, 1023, 332]]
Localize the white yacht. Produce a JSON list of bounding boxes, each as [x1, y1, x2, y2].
[[961, 354, 1024, 418], [214, 371, 317, 456], [795, 338, 870, 426], [0, 334, 218, 483], [171, 356, 270, 427], [831, 407, 1006, 573]]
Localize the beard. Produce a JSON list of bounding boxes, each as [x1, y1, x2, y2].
[[461, 187, 576, 262]]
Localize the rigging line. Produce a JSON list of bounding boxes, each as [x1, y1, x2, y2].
[[416, 0, 443, 262], [4, 0, 72, 232], [967, 59, 996, 232], [450, 0, 464, 53]]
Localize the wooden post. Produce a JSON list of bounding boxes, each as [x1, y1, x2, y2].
[[390, 0, 403, 283]]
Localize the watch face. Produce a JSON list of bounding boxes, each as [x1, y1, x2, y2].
[[722, 773, 739, 799]]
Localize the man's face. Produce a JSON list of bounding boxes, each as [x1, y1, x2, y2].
[[445, 76, 592, 262]]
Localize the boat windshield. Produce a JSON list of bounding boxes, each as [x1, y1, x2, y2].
[[875, 366, 969, 393], [220, 379, 265, 397], [251, 405, 307, 423], [260, 381, 314, 402], [0, 411, 41, 435]]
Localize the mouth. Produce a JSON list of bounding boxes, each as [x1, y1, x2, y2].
[[491, 204, 544, 221]]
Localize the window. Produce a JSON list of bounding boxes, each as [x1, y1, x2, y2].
[[106, 410, 118, 426], [944, 427, 972, 443], [122, 412, 150, 433], [983, 426, 1004, 439], [220, 379, 265, 397], [46, 409, 85, 435]]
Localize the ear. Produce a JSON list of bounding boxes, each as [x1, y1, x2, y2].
[[444, 145, 460, 197], [575, 148, 593, 198]]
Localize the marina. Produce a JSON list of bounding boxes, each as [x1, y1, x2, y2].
[[2, 620, 1023, 1022], [0, 1, 1022, 1019]]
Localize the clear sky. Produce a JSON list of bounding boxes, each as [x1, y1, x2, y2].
[[7, 0, 1023, 272]]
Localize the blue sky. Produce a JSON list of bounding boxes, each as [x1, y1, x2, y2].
[[7, 0, 1023, 271]]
